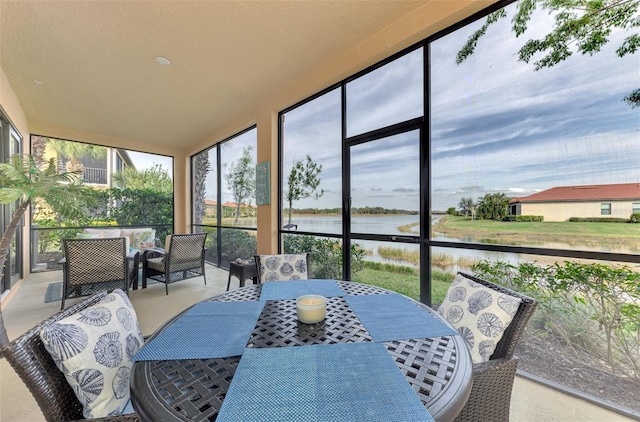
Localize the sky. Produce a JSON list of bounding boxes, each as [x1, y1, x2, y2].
[[200, 129, 257, 204], [128, 151, 173, 176], [281, 2, 639, 212]]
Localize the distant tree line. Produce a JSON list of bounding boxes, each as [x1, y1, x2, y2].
[[288, 207, 419, 215]]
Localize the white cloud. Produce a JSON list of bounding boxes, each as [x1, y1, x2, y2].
[[281, 2, 639, 213]]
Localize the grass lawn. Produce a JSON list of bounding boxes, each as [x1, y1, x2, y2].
[[351, 267, 454, 305], [434, 215, 640, 250]]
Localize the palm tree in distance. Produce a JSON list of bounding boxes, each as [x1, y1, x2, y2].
[[112, 164, 173, 194], [0, 154, 93, 346], [46, 138, 107, 179]]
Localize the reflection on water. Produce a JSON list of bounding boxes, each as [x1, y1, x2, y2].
[[279, 215, 635, 269], [288, 214, 420, 236]]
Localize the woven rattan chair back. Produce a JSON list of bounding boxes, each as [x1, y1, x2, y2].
[[454, 272, 538, 422], [144, 233, 207, 294], [61, 237, 130, 310], [0, 291, 137, 422], [255, 253, 311, 282]]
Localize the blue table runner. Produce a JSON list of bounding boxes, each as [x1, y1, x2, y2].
[[346, 293, 457, 342], [217, 343, 434, 422], [133, 301, 265, 360], [259, 279, 345, 300]]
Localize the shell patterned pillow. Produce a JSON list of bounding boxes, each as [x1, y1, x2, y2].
[[438, 273, 521, 363], [260, 254, 308, 282], [39, 290, 144, 418]]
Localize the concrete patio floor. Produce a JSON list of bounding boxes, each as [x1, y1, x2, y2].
[[0, 267, 634, 422]]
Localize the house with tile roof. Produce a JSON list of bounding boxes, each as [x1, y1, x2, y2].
[[509, 183, 640, 222]]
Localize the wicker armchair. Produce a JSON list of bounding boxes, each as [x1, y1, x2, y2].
[[454, 272, 538, 422], [142, 233, 207, 294], [255, 253, 311, 282], [61, 237, 139, 310], [0, 291, 138, 422]]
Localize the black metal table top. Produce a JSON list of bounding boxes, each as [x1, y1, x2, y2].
[[130, 281, 472, 422]]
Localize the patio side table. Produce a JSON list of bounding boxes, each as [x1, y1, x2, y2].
[[226, 260, 258, 291]]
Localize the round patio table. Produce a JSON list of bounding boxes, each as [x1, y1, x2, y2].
[[130, 281, 472, 422]]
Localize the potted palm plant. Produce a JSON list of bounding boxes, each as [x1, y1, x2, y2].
[[0, 154, 92, 346]]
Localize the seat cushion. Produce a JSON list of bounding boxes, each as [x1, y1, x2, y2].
[[438, 273, 521, 363], [147, 256, 165, 272], [82, 228, 122, 238], [260, 254, 308, 282], [76, 233, 102, 239], [80, 229, 130, 251], [39, 289, 144, 418]]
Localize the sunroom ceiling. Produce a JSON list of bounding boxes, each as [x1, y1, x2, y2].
[[0, 0, 434, 150]]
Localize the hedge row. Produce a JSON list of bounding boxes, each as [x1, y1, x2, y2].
[[503, 215, 544, 222], [569, 217, 629, 223]]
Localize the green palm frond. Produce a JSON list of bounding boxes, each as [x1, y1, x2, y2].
[[0, 162, 30, 186], [0, 188, 24, 203], [0, 154, 92, 212]]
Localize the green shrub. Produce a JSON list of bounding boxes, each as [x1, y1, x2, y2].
[[106, 188, 174, 240], [630, 213, 640, 223], [208, 229, 257, 265], [503, 215, 543, 222], [569, 217, 628, 223], [284, 234, 365, 279], [471, 259, 640, 377]]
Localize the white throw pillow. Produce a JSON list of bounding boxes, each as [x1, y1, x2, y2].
[[438, 273, 521, 364], [40, 290, 144, 418]]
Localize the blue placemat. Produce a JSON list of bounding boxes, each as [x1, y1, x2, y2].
[[346, 293, 457, 342], [217, 343, 433, 422], [133, 301, 265, 360], [259, 279, 345, 300]]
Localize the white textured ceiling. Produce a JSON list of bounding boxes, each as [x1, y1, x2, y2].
[[1, 1, 437, 150]]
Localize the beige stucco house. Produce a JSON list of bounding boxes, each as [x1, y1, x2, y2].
[[509, 183, 640, 222]]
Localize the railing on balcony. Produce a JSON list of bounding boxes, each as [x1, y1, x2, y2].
[[57, 163, 108, 184], [82, 167, 107, 184]]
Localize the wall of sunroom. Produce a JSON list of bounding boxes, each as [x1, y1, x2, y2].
[[0, 66, 28, 138], [1, 63, 31, 277]]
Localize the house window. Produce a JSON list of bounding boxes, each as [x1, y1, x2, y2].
[[633, 203, 640, 214], [601, 203, 611, 215]]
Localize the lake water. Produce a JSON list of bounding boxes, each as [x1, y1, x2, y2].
[[289, 214, 420, 236], [285, 215, 520, 267], [283, 215, 632, 268]]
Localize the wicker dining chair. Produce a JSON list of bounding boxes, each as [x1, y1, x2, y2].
[[453, 272, 538, 422], [61, 237, 139, 310], [0, 291, 138, 422], [255, 253, 311, 282], [142, 233, 207, 294]]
